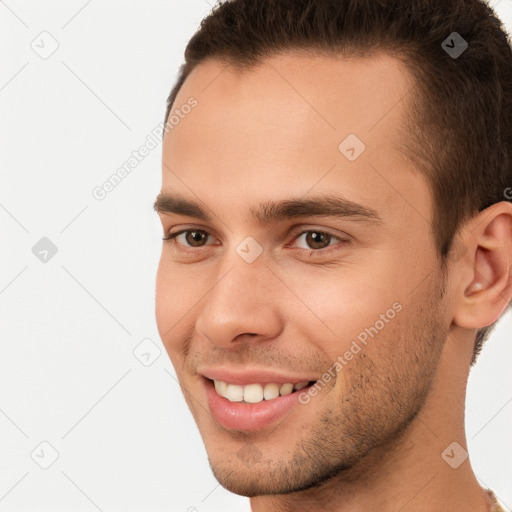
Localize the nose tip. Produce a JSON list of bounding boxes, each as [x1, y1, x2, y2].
[[193, 262, 284, 349]]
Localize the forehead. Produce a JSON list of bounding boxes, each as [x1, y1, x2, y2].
[[162, 51, 430, 227], [169, 50, 414, 143]]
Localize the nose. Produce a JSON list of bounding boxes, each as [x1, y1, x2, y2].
[[194, 254, 284, 348]]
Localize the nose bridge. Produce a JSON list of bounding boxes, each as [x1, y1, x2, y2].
[[195, 248, 282, 345]]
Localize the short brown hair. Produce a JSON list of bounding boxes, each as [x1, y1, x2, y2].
[[164, 0, 512, 364]]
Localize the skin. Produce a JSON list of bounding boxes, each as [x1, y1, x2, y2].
[[154, 51, 512, 512]]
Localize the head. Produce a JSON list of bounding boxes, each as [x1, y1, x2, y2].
[[154, 0, 512, 499]]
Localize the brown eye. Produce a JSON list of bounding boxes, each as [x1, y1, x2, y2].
[[292, 229, 350, 256], [163, 229, 213, 248], [184, 230, 209, 247], [304, 231, 333, 249]]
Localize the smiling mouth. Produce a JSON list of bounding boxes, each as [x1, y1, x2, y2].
[[209, 378, 317, 404]]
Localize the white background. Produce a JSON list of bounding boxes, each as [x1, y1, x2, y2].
[[0, 1, 511, 511]]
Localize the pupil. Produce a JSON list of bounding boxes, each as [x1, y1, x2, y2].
[[307, 232, 329, 249], [187, 231, 206, 246]]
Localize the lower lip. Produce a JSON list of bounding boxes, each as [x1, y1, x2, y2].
[[203, 379, 314, 431]]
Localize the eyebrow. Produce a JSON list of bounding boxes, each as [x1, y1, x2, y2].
[[153, 192, 383, 226]]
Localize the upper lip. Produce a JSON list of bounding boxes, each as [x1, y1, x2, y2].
[[199, 367, 318, 386]]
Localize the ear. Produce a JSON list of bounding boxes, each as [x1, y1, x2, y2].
[[452, 201, 512, 329]]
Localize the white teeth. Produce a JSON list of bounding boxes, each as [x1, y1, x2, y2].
[[279, 383, 294, 396], [225, 384, 244, 402], [214, 380, 228, 397], [243, 383, 264, 403], [213, 379, 312, 403], [263, 383, 280, 400]]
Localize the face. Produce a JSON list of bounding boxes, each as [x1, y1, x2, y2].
[[155, 52, 451, 497]]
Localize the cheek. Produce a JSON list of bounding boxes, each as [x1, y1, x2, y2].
[[279, 263, 403, 357], [155, 257, 199, 356]]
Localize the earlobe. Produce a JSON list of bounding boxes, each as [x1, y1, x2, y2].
[[453, 203, 512, 330]]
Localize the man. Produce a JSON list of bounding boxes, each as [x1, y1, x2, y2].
[[153, 0, 511, 510]]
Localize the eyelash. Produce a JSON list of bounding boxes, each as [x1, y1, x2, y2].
[[162, 227, 351, 257]]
